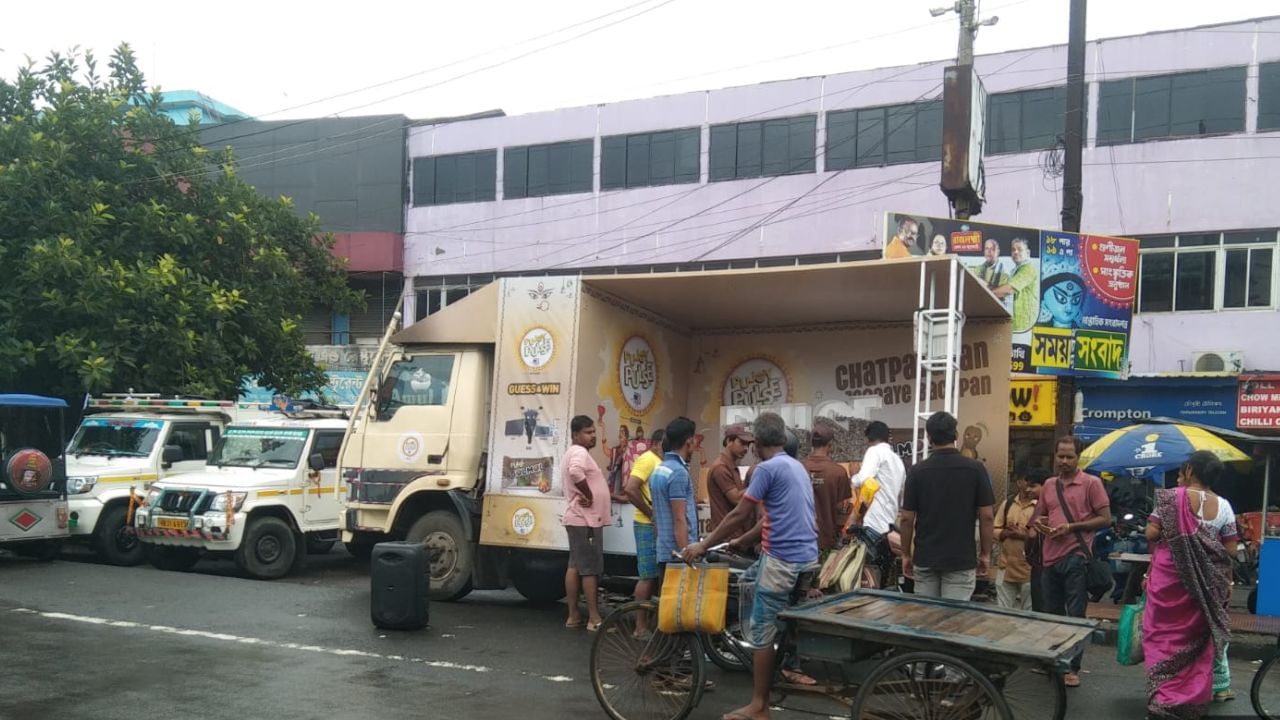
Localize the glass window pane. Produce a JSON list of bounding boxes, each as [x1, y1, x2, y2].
[[1261, 61, 1280, 131], [1134, 76, 1171, 140], [1175, 251, 1215, 311], [569, 141, 593, 194], [546, 143, 571, 194], [435, 157, 456, 205], [647, 131, 674, 186], [1140, 235, 1176, 249], [1224, 230, 1276, 245], [1021, 86, 1066, 151], [885, 104, 916, 165], [1250, 247, 1274, 307], [788, 115, 816, 174], [987, 93, 1021, 154], [527, 146, 549, 198], [626, 134, 650, 187], [454, 154, 475, 203], [601, 136, 626, 190], [915, 99, 943, 161], [412, 157, 435, 206], [856, 109, 885, 167], [762, 118, 790, 175], [709, 124, 737, 181], [826, 110, 857, 170], [1096, 79, 1133, 145], [503, 147, 527, 199], [1225, 248, 1248, 308], [674, 129, 700, 182], [736, 122, 762, 178], [1179, 233, 1220, 247], [1139, 254, 1174, 312], [1170, 67, 1245, 137], [477, 151, 496, 201]]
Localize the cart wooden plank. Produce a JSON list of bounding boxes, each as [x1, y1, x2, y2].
[[780, 589, 1097, 666]]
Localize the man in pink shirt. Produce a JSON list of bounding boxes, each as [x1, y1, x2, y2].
[[562, 414, 611, 630], [1031, 436, 1111, 688]]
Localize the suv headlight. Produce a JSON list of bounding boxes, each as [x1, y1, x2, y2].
[[209, 491, 248, 512], [67, 476, 98, 494], [144, 487, 163, 507]]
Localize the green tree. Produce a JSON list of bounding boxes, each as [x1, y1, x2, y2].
[[0, 46, 363, 400]]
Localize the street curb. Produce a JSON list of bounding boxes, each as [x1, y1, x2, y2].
[[1091, 619, 1277, 662]]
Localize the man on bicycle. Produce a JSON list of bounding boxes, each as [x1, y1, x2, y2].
[[683, 412, 818, 720]]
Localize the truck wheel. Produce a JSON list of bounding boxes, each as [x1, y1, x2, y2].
[[95, 505, 147, 566], [234, 516, 297, 580], [511, 567, 567, 605], [306, 537, 336, 555], [150, 546, 201, 572], [406, 511, 474, 601]]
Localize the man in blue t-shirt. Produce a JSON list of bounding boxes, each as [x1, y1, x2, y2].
[[684, 412, 817, 720], [649, 416, 699, 572]]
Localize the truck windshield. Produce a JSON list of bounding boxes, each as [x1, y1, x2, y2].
[[68, 418, 162, 458], [209, 426, 310, 468]]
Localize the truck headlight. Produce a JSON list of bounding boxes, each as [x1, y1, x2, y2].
[[144, 487, 163, 507], [209, 491, 248, 512], [67, 476, 98, 494]]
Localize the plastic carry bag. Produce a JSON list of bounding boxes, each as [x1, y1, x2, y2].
[[1116, 596, 1145, 666], [658, 563, 730, 634]]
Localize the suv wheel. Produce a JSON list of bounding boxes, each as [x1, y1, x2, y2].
[[96, 505, 147, 566], [234, 516, 297, 580]]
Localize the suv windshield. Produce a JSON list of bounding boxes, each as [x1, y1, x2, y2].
[[68, 418, 162, 458], [209, 426, 310, 468]]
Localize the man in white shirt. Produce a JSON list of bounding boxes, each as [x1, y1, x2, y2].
[[851, 421, 906, 537]]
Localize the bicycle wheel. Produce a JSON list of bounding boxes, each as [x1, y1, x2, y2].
[[851, 651, 1014, 720], [702, 616, 753, 672], [590, 601, 706, 720], [996, 666, 1066, 720], [1252, 652, 1280, 719]]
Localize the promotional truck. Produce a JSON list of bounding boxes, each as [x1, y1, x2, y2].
[[132, 400, 348, 579], [338, 257, 1013, 602], [0, 394, 70, 558], [66, 395, 236, 565]]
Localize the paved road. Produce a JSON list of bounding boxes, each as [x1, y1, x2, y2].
[[0, 548, 1264, 719]]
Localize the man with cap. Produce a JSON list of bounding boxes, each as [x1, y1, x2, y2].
[[803, 421, 851, 553], [709, 423, 755, 540]]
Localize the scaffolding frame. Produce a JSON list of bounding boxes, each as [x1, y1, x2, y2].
[[911, 258, 967, 464]]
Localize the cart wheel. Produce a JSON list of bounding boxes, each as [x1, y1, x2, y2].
[[1252, 651, 1280, 719], [851, 651, 1013, 720], [590, 601, 705, 720], [996, 666, 1066, 720]]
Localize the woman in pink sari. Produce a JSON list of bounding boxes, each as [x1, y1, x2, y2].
[[1142, 451, 1234, 719]]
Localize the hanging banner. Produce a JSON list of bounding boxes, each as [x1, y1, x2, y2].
[[883, 213, 1137, 378], [486, 278, 580, 496]]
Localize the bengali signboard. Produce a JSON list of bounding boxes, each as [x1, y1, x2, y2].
[[883, 213, 1138, 378]]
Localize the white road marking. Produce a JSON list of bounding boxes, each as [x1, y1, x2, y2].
[[10, 608, 503, 674]]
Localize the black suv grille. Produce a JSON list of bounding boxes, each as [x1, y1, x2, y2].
[[159, 490, 208, 514]]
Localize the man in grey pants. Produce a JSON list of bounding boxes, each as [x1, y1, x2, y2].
[[899, 411, 996, 600]]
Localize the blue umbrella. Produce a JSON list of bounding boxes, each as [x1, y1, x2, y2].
[[1080, 421, 1251, 481]]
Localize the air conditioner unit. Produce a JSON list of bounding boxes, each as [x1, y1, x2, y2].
[[1192, 351, 1245, 373]]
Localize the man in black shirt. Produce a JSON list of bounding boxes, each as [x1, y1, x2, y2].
[[899, 411, 995, 601]]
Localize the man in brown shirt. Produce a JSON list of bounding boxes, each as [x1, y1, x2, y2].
[[802, 423, 851, 552], [708, 423, 754, 538], [994, 473, 1041, 611]]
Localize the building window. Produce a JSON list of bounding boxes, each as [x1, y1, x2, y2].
[[415, 285, 479, 321], [1260, 61, 1280, 132], [504, 140, 593, 199], [412, 151, 497, 206], [1096, 67, 1247, 146], [986, 86, 1066, 154], [709, 115, 816, 181], [601, 128, 700, 189], [1138, 231, 1278, 313], [827, 100, 941, 170]]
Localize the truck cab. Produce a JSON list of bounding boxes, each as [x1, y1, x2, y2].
[[66, 396, 233, 565], [0, 394, 70, 559], [133, 400, 348, 579]]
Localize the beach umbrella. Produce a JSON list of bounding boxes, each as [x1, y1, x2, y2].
[[1080, 421, 1251, 481]]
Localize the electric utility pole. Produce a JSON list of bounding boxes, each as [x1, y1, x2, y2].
[[934, 0, 997, 220], [1061, 0, 1087, 233]]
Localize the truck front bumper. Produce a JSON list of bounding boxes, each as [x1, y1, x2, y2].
[[132, 507, 246, 551]]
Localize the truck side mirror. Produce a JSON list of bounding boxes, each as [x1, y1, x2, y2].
[[308, 453, 325, 472], [161, 445, 184, 468]]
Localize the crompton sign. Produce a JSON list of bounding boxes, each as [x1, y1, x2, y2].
[[1075, 376, 1238, 442], [1239, 374, 1280, 431]]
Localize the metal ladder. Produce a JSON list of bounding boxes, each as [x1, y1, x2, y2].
[[911, 258, 967, 464]]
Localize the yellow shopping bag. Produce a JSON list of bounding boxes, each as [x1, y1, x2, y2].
[[657, 563, 730, 634], [843, 475, 881, 533]]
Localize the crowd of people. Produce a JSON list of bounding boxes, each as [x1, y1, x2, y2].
[[557, 410, 1239, 720]]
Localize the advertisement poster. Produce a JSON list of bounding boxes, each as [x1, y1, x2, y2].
[[1009, 378, 1057, 428], [1238, 374, 1280, 431], [883, 212, 1138, 378], [485, 278, 580, 496]]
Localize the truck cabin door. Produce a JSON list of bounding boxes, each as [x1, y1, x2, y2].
[[369, 354, 457, 470], [160, 422, 217, 479], [303, 430, 344, 525]]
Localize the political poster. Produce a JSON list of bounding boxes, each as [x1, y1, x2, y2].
[[884, 213, 1138, 379]]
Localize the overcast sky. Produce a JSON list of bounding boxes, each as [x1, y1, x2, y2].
[[3, 0, 1277, 121]]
